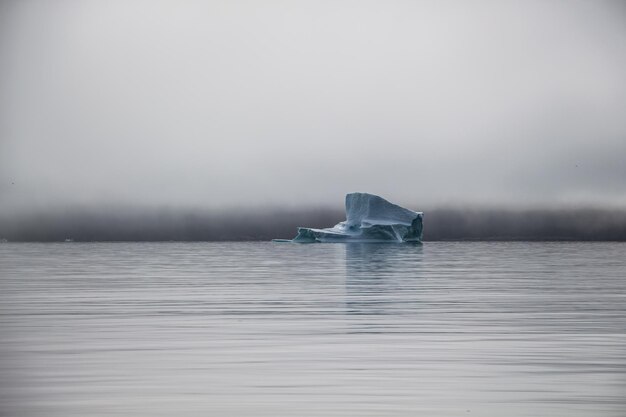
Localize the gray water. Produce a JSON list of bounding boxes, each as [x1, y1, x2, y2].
[[0, 242, 625, 417]]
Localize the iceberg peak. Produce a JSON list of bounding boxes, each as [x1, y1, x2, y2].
[[277, 193, 423, 243]]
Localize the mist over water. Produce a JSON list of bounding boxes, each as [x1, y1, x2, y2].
[[2, 207, 626, 241], [2, 2, 626, 417], [1, 0, 626, 211]]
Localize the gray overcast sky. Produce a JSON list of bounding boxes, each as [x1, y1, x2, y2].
[[1, 0, 625, 212]]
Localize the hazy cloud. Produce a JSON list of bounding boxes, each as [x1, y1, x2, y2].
[[1, 0, 625, 213]]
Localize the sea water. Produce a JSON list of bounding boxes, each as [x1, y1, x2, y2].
[[1, 242, 625, 417]]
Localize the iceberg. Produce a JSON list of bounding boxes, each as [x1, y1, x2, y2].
[[277, 193, 423, 243]]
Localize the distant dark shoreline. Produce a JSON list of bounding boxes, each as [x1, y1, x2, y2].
[[3, 239, 626, 243], [2, 207, 626, 242]]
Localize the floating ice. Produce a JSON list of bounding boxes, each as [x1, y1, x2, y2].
[[277, 193, 423, 243]]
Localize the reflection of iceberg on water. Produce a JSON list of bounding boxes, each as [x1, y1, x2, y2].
[[276, 193, 423, 243]]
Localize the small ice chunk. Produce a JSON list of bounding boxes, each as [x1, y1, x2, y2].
[[277, 193, 423, 243]]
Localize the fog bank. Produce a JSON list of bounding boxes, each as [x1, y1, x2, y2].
[[2, 0, 626, 211], [2, 207, 626, 242]]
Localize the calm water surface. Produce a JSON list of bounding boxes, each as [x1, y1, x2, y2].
[[0, 242, 625, 417]]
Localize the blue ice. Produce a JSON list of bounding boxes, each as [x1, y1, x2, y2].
[[276, 193, 423, 243]]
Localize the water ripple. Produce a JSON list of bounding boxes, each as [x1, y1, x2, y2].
[[1, 242, 625, 416]]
